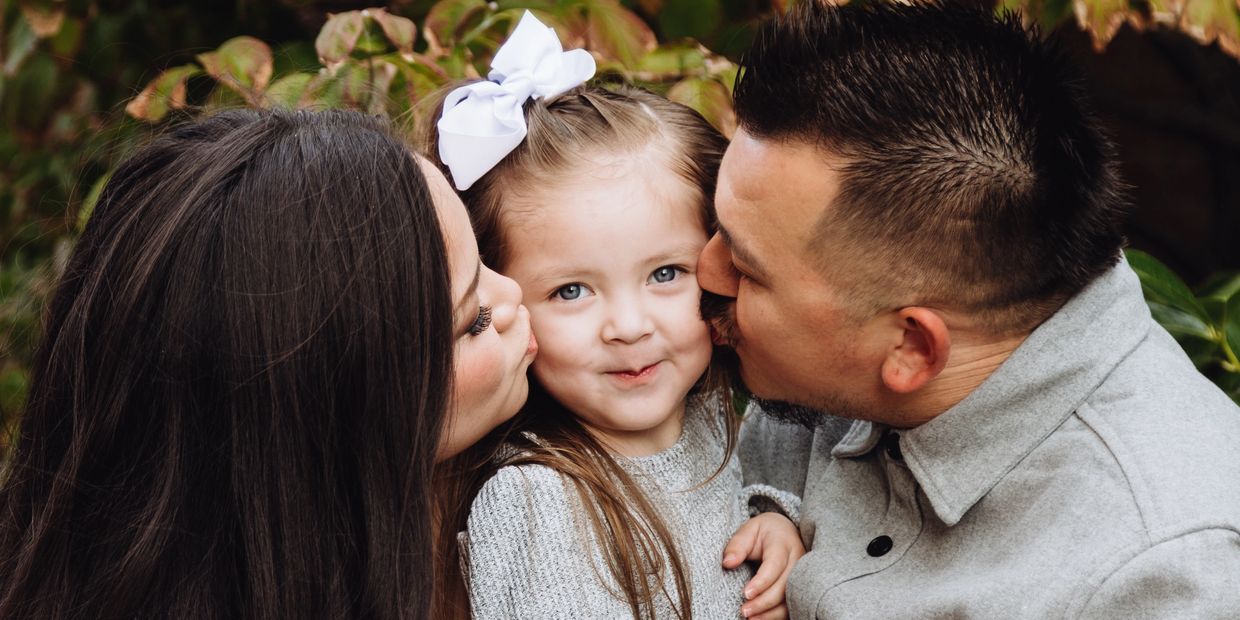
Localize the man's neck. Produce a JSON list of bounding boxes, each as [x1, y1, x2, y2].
[[891, 334, 1027, 429]]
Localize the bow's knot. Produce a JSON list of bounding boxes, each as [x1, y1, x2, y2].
[[437, 12, 596, 190]]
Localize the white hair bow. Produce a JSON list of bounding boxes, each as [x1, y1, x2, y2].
[[437, 11, 596, 191]]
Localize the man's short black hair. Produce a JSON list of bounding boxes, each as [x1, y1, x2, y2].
[[735, 0, 1126, 332]]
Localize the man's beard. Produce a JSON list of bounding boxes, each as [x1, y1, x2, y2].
[[701, 290, 866, 430]]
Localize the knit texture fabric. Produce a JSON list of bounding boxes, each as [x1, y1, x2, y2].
[[460, 394, 761, 619]]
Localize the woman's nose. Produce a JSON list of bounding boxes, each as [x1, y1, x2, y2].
[[485, 266, 524, 333], [697, 233, 740, 298]]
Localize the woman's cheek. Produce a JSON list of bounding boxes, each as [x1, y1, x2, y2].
[[453, 338, 505, 412]]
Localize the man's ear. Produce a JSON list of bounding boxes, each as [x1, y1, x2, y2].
[[880, 307, 950, 394]]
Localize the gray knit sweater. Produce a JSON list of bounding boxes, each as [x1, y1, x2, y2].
[[459, 394, 797, 619]]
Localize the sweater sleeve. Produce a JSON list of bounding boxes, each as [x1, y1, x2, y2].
[[461, 464, 616, 620], [1074, 528, 1240, 619]]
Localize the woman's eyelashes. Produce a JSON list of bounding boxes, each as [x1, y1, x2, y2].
[[468, 305, 493, 336]]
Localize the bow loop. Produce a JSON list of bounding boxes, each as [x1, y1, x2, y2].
[[437, 12, 596, 190]]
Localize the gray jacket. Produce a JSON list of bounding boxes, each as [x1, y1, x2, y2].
[[741, 258, 1240, 619]]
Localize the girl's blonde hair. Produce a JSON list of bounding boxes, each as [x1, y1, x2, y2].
[[429, 83, 733, 620]]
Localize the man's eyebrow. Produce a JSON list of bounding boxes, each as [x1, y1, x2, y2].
[[718, 224, 769, 280], [453, 261, 481, 325]]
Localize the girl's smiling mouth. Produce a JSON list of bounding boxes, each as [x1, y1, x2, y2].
[[607, 362, 661, 384]]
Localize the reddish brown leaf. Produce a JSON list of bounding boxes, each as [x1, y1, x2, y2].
[[125, 64, 201, 122], [18, 4, 65, 38], [196, 36, 273, 103], [316, 11, 366, 71], [368, 8, 417, 61]]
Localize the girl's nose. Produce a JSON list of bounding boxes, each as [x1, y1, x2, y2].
[[601, 294, 655, 344]]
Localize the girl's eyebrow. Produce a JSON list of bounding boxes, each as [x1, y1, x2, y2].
[[526, 242, 705, 287]]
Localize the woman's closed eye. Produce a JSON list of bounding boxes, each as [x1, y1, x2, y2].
[[468, 305, 493, 336], [552, 283, 594, 302], [648, 265, 687, 284]]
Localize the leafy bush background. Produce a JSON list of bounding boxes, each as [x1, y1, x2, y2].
[[3, 0, 1240, 444]]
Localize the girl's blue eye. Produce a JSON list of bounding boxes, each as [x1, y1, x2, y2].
[[649, 266, 681, 284], [554, 284, 588, 301]]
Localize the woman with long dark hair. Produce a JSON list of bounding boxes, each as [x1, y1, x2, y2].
[[0, 108, 535, 618]]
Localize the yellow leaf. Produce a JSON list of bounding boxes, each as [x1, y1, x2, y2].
[[1073, 0, 1132, 51], [585, 0, 657, 68], [667, 76, 736, 138]]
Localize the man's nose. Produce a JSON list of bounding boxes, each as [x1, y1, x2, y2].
[[697, 233, 739, 298]]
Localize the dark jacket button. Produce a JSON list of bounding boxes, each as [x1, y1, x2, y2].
[[867, 535, 893, 557], [883, 432, 902, 461]]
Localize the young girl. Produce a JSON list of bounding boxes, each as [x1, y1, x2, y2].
[[431, 13, 802, 620]]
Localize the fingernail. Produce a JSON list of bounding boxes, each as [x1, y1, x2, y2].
[[744, 587, 754, 599], [741, 606, 751, 618], [724, 553, 736, 564]]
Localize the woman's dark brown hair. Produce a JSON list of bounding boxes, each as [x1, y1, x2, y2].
[[0, 108, 453, 619], [428, 84, 732, 620]]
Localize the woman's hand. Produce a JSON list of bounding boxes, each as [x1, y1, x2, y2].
[[722, 512, 805, 619]]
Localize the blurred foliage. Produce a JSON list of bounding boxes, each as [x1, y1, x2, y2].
[[1006, 0, 1240, 57], [4, 0, 1240, 441], [1128, 249, 1240, 403]]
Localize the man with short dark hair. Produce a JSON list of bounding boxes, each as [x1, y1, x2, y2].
[[700, 2, 1240, 617]]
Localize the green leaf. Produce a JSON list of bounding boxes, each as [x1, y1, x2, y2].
[[656, 0, 722, 42], [1226, 295, 1240, 371], [76, 171, 111, 233], [4, 15, 39, 77], [1178, 336, 1222, 372], [197, 36, 273, 98], [425, 0, 488, 51], [1125, 249, 1210, 325], [1215, 370, 1240, 405], [584, 0, 657, 68], [1197, 271, 1240, 304], [316, 11, 366, 71], [124, 64, 200, 122], [636, 43, 706, 79], [49, 15, 83, 57], [667, 76, 735, 137], [0, 365, 29, 422], [355, 18, 391, 55], [1147, 300, 1214, 341], [265, 72, 314, 109]]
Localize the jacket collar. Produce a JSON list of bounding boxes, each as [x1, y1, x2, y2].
[[832, 257, 1152, 526]]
